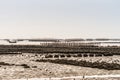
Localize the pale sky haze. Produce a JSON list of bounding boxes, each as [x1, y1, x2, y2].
[[0, 0, 120, 39]]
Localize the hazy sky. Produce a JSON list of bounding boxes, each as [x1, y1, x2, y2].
[[0, 0, 120, 39]]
